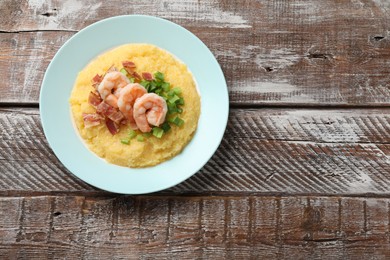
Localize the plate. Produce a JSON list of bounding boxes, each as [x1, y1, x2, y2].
[[40, 15, 229, 194]]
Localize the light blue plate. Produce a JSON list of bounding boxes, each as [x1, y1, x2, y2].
[[40, 15, 229, 194]]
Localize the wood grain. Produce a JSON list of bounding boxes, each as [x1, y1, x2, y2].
[[1, 195, 390, 259], [1, 107, 389, 195], [1, 0, 390, 105]]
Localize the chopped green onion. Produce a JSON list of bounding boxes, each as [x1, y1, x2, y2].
[[129, 77, 135, 83], [137, 135, 145, 142], [162, 82, 170, 92], [149, 81, 157, 91], [177, 108, 183, 114], [176, 98, 184, 105], [128, 129, 137, 139], [120, 68, 128, 76], [154, 71, 164, 81], [152, 127, 164, 138], [161, 122, 171, 132], [168, 95, 180, 104], [172, 87, 182, 95], [167, 103, 178, 114], [121, 139, 130, 145], [140, 80, 150, 88], [155, 81, 162, 87], [171, 116, 184, 126]]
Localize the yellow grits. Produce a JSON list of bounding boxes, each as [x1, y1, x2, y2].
[[69, 44, 201, 168]]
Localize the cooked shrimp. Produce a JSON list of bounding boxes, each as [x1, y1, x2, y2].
[[117, 83, 147, 129], [97, 71, 130, 107], [133, 93, 168, 133]]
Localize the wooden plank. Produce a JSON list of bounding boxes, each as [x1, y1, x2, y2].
[[0, 31, 74, 104], [1, 0, 390, 105], [0, 195, 390, 259], [0, 107, 389, 195]]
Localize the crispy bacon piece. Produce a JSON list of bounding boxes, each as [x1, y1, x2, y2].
[[107, 110, 124, 124], [105, 118, 119, 135], [122, 61, 136, 69], [120, 119, 128, 125], [142, 72, 153, 81], [122, 61, 136, 75], [95, 101, 124, 124], [96, 101, 114, 115], [91, 74, 103, 88], [82, 113, 102, 128], [132, 71, 142, 81], [88, 91, 102, 107]]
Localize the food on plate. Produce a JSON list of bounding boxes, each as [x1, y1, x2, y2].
[[69, 44, 200, 167]]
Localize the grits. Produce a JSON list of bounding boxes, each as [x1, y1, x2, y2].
[[69, 44, 200, 168]]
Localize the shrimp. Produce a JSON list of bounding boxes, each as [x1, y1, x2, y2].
[[97, 71, 130, 108], [117, 83, 147, 129], [133, 93, 168, 133]]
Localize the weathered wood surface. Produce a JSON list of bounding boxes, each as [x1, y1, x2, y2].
[[1, 195, 390, 259], [2, 0, 390, 258], [1, 0, 390, 105], [1, 107, 389, 195]]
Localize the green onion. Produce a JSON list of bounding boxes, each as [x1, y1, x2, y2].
[[121, 139, 130, 145], [128, 129, 137, 139], [149, 81, 157, 91], [154, 71, 164, 81], [140, 80, 150, 88], [161, 122, 171, 132], [171, 116, 184, 126], [176, 98, 184, 105], [172, 87, 182, 95], [177, 108, 183, 114], [155, 81, 162, 87], [120, 68, 128, 76], [162, 82, 170, 92], [129, 77, 135, 83], [137, 135, 145, 142], [152, 127, 164, 138], [168, 95, 180, 104], [167, 103, 178, 114]]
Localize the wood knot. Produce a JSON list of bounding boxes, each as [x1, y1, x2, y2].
[[373, 36, 385, 41], [263, 66, 274, 72], [301, 206, 322, 231], [53, 211, 62, 217], [41, 9, 57, 17]]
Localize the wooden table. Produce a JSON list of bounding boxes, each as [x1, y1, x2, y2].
[[1, 0, 390, 259]]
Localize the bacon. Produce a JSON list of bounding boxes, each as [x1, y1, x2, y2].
[[142, 72, 153, 81], [91, 74, 103, 88], [82, 113, 102, 128], [105, 118, 119, 135], [122, 61, 136, 69], [96, 102, 114, 116], [95, 101, 124, 124], [107, 110, 124, 124], [88, 91, 102, 107], [120, 119, 128, 125], [132, 71, 142, 80]]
